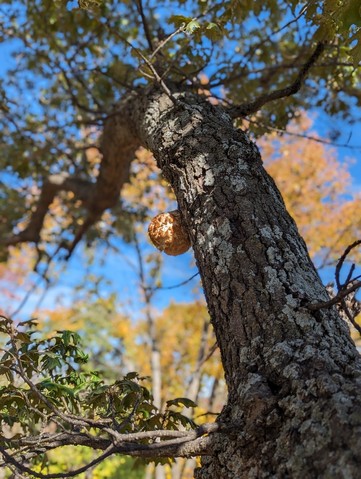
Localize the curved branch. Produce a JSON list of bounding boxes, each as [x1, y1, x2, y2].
[[229, 42, 326, 119], [308, 280, 361, 311], [6, 174, 96, 245], [5, 92, 141, 255]]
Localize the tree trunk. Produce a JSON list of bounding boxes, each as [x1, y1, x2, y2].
[[127, 88, 361, 478], [171, 319, 210, 479], [134, 235, 165, 479]]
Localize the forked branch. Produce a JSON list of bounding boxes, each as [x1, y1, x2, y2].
[[5, 174, 96, 246]]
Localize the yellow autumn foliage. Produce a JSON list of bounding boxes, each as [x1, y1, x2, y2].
[[261, 114, 361, 267], [131, 301, 222, 401]]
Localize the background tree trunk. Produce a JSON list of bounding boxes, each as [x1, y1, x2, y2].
[[133, 234, 166, 479], [171, 319, 211, 479]]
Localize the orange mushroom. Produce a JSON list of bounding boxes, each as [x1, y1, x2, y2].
[[148, 210, 191, 256]]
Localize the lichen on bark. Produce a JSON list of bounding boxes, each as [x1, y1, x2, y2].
[[131, 88, 361, 478]]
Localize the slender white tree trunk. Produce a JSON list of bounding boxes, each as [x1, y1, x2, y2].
[[134, 235, 166, 479], [171, 319, 211, 479]]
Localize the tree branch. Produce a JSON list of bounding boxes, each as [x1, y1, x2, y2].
[[307, 281, 361, 311], [136, 0, 154, 52], [245, 118, 361, 150], [0, 424, 229, 478], [5, 174, 95, 245], [4, 93, 141, 256], [146, 271, 200, 293], [229, 42, 326, 119], [307, 240, 361, 335]]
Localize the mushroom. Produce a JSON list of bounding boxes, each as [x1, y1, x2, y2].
[[148, 210, 191, 256]]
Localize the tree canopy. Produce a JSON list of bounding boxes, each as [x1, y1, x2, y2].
[[1, 0, 361, 259]]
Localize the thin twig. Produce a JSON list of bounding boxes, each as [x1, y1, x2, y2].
[[229, 42, 326, 118], [209, 60, 360, 89], [146, 272, 200, 293], [246, 118, 361, 150], [150, 25, 186, 61], [335, 240, 361, 290], [237, 2, 312, 74], [339, 297, 361, 335], [104, 21, 177, 103], [10, 244, 62, 318], [200, 341, 218, 367], [307, 241, 361, 334], [0, 444, 117, 479], [136, 0, 154, 52], [65, 213, 99, 260]]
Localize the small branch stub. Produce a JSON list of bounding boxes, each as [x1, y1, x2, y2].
[[148, 210, 191, 256]]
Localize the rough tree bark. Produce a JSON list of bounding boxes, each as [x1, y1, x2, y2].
[[126, 87, 361, 478]]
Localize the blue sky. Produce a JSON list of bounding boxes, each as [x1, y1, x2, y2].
[[4, 240, 200, 320]]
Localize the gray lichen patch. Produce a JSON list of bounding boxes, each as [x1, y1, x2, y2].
[[204, 168, 215, 186], [263, 266, 284, 293], [230, 175, 248, 193]]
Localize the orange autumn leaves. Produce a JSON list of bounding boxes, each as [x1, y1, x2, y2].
[[260, 114, 361, 267]]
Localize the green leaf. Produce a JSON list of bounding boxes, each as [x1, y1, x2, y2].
[[168, 15, 191, 27], [14, 332, 32, 344], [38, 379, 75, 397], [186, 20, 200, 34], [205, 22, 223, 42], [166, 397, 197, 408], [339, 0, 361, 30], [41, 354, 62, 371], [74, 350, 89, 364]]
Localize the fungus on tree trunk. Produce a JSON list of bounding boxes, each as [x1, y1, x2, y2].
[[148, 210, 191, 256]]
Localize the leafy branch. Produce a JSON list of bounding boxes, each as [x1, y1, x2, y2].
[[0, 317, 227, 478]]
